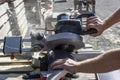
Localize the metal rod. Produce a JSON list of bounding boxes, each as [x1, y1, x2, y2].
[[21, 48, 32, 52], [22, 37, 31, 42]]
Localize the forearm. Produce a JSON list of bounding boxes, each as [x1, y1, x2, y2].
[[76, 48, 120, 73], [103, 8, 120, 30]]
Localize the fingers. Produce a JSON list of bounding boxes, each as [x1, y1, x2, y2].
[[87, 17, 102, 24], [50, 58, 77, 73], [51, 58, 70, 69], [87, 24, 100, 37], [87, 16, 98, 22], [87, 16, 104, 37], [87, 16, 99, 20], [51, 59, 66, 69], [52, 64, 64, 70]]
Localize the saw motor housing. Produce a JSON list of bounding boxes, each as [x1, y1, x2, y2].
[[46, 13, 85, 52]]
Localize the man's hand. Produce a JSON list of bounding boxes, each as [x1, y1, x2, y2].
[[87, 16, 105, 37], [51, 58, 79, 73]]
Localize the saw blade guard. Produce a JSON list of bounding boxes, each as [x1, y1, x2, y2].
[[46, 32, 85, 51]]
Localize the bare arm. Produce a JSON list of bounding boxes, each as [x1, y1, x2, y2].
[[75, 8, 120, 73], [103, 8, 120, 30], [76, 48, 120, 73], [51, 48, 120, 73]]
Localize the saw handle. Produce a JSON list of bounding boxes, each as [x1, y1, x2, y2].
[[76, 12, 97, 35], [76, 12, 95, 19], [80, 28, 97, 35]]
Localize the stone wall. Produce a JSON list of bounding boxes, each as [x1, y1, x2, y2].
[[0, 3, 11, 37], [0, 0, 41, 37]]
